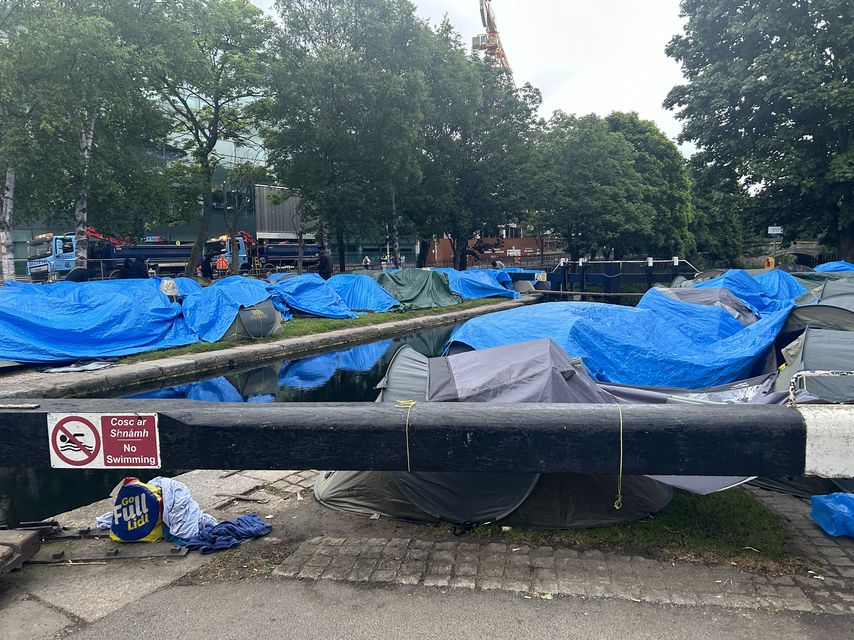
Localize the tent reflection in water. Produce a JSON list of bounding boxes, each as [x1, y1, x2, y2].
[[315, 340, 674, 528]]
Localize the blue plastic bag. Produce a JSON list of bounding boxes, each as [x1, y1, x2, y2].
[[811, 493, 854, 538]]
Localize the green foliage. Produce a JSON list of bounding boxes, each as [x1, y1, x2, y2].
[[149, 0, 275, 274], [666, 0, 854, 258], [0, 0, 179, 242], [264, 4, 540, 270], [689, 154, 748, 266], [264, 0, 432, 267], [606, 112, 695, 257], [534, 113, 653, 260]]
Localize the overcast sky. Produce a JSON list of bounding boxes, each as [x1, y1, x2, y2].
[[254, 1, 690, 149]]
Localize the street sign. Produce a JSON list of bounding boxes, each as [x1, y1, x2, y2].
[[768, 226, 784, 237], [47, 413, 160, 469]]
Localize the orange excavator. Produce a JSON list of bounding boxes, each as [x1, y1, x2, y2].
[[471, 0, 515, 86]]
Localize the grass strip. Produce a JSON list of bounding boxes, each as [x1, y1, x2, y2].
[[453, 488, 809, 572], [123, 298, 502, 364]]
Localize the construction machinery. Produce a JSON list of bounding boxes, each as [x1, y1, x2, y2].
[[472, 0, 514, 85]]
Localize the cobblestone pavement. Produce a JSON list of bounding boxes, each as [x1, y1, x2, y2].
[[271, 477, 854, 616]]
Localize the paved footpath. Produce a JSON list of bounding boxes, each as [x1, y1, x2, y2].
[[1, 470, 852, 639]]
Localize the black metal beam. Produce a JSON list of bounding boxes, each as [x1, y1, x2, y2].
[[0, 399, 813, 475]]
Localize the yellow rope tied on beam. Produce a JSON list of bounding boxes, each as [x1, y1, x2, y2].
[[395, 400, 417, 472], [614, 403, 624, 510]]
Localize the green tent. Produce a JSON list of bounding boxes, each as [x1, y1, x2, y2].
[[370, 269, 461, 311]]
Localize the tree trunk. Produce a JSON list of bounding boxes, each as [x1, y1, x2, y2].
[[229, 236, 240, 275], [0, 167, 15, 283], [336, 226, 345, 272], [227, 188, 240, 276], [73, 111, 98, 271], [416, 237, 431, 268], [391, 221, 400, 269], [453, 230, 468, 271], [389, 185, 400, 268], [297, 228, 304, 275], [295, 201, 305, 275], [838, 221, 854, 263], [185, 160, 213, 277]]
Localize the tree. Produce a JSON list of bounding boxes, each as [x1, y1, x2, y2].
[[534, 113, 651, 260], [689, 154, 748, 265], [152, 0, 274, 276], [0, 0, 179, 276], [265, 0, 431, 272], [605, 112, 694, 257], [0, 1, 18, 280], [410, 37, 540, 270], [395, 20, 475, 268], [665, 0, 853, 259], [38, 1, 148, 269]]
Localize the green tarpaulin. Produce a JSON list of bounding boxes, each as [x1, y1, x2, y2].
[[370, 269, 461, 311]]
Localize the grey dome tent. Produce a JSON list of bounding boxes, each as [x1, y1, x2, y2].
[[221, 299, 283, 340], [773, 327, 854, 403], [315, 340, 673, 527]]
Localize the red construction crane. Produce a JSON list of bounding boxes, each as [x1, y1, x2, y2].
[[471, 0, 515, 86]]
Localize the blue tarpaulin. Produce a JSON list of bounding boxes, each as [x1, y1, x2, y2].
[[327, 274, 400, 312], [476, 269, 516, 289], [815, 261, 854, 273], [268, 274, 357, 319], [753, 270, 808, 301], [182, 276, 285, 342], [811, 493, 854, 538], [170, 277, 204, 296], [448, 292, 791, 388], [433, 268, 519, 300], [0, 280, 198, 363], [693, 269, 793, 314]]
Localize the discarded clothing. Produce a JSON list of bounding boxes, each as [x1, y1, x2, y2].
[[149, 476, 218, 540], [184, 513, 272, 554], [41, 360, 116, 374]]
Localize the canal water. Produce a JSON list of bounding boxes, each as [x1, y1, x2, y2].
[[0, 324, 456, 528]]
